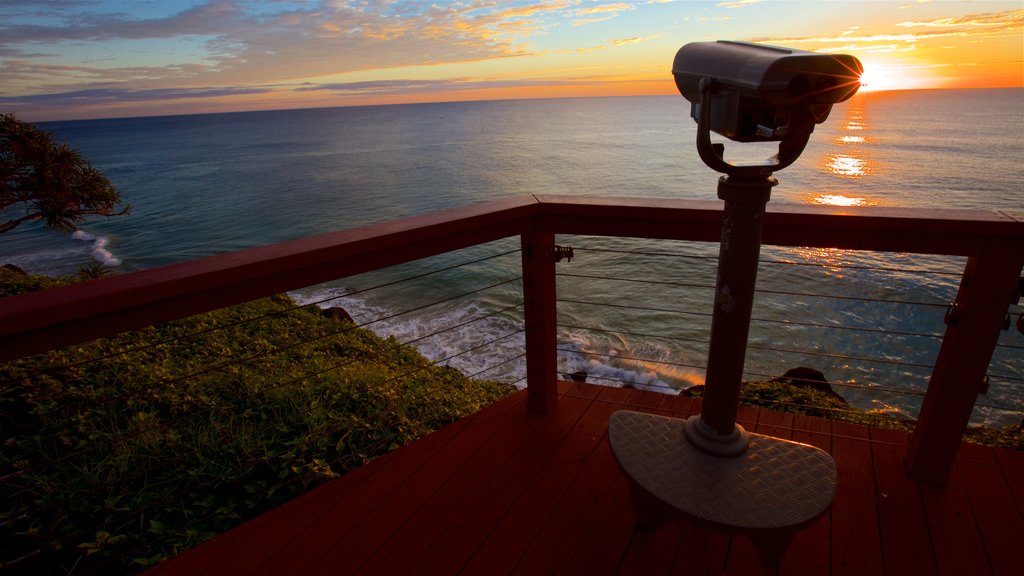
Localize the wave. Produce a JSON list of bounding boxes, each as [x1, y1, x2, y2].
[[72, 229, 122, 267], [288, 285, 698, 394]]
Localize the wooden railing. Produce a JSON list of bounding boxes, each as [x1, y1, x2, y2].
[[1, 195, 1021, 485]]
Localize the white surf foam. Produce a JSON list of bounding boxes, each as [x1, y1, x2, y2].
[[73, 229, 122, 267]]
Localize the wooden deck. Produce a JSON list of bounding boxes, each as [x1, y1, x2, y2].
[[146, 382, 1024, 576]]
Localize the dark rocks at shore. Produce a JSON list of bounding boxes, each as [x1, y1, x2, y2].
[[772, 367, 847, 403], [679, 367, 848, 404], [567, 370, 588, 383], [1, 263, 27, 275], [323, 306, 354, 323]]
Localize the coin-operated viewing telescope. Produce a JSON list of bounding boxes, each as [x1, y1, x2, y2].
[[608, 40, 862, 567], [673, 40, 862, 177]]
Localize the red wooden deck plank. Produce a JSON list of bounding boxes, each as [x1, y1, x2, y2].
[[782, 413, 832, 576], [920, 454, 991, 575], [389, 394, 594, 574], [871, 426, 937, 576], [829, 420, 882, 576], [617, 520, 687, 576], [670, 518, 731, 576], [510, 423, 623, 575], [458, 397, 622, 576], [955, 443, 1024, 576], [346, 389, 560, 576], [557, 469, 637, 576], [665, 394, 699, 418]]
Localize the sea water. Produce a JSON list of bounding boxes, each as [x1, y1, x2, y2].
[[2, 89, 1021, 425]]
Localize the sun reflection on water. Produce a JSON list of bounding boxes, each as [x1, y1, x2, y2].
[[825, 154, 871, 178], [817, 95, 876, 179], [807, 193, 878, 207], [790, 246, 853, 275], [799, 96, 880, 271]]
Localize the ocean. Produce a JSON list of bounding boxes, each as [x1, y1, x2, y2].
[[2, 89, 1022, 426]]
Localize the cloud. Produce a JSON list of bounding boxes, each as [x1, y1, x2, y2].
[[896, 10, 1023, 29], [751, 9, 1022, 48], [716, 0, 762, 8], [0, 0, 554, 94], [572, 17, 614, 27], [576, 3, 636, 16], [611, 34, 662, 46], [294, 76, 577, 95], [0, 85, 272, 106]]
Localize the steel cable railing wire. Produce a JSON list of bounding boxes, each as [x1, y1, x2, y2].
[[564, 372, 682, 395], [570, 244, 966, 277], [559, 321, 938, 377], [0, 247, 523, 383], [466, 353, 526, 381], [572, 369, 941, 425], [561, 346, 933, 400], [738, 367, 926, 398], [559, 271, 950, 308], [561, 297, 946, 340], [558, 323, 709, 346], [557, 347, 706, 383]]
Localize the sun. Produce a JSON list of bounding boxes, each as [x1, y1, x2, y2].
[[857, 63, 897, 92]]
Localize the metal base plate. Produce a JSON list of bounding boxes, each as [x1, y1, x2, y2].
[[609, 410, 837, 530]]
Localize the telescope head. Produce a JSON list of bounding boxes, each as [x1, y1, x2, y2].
[[673, 40, 862, 177]]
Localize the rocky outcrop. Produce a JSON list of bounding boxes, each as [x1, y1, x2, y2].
[[679, 367, 847, 405], [771, 367, 847, 403], [323, 306, 354, 323], [567, 370, 588, 383]]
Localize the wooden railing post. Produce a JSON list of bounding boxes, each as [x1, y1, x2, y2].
[[906, 240, 1024, 486], [521, 226, 558, 414]]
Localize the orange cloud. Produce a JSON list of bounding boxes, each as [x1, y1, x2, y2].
[[576, 3, 636, 16]]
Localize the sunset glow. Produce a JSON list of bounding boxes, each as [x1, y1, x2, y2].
[[857, 64, 896, 92], [1, 1, 1021, 121]]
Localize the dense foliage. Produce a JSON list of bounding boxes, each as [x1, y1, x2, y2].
[[0, 270, 513, 574], [1, 113, 129, 234]]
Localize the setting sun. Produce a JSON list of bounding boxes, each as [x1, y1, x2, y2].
[[858, 64, 896, 92]]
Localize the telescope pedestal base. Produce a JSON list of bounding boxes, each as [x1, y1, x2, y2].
[[608, 410, 837, 565]]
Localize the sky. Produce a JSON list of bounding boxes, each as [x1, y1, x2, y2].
[[2, 0, 1021, 121]]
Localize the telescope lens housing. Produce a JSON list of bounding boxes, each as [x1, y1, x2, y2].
[[673, 40, 862, 142]]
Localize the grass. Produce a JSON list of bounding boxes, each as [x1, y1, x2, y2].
[[0, 269, 514, 574]]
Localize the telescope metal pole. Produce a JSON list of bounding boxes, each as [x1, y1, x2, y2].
[[684, 173, 775, 456]]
